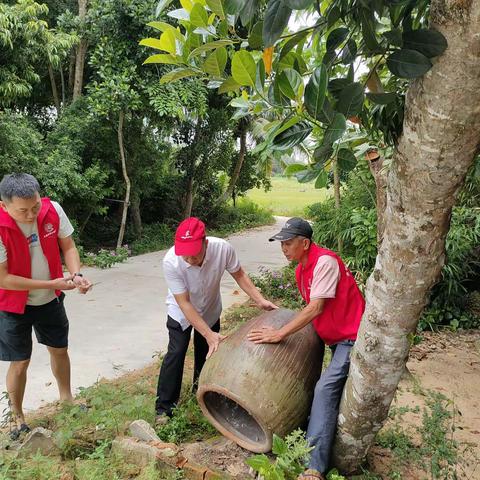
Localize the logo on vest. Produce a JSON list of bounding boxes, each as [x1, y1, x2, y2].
[[181, 230, 193, 240], [43, 223, 57, 238]]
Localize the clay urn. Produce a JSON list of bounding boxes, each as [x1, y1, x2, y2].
[[197, 308, 324, 452]]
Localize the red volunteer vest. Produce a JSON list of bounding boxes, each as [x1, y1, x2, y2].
[[0, 197, 63, 314], [295, 243, 365, 345]]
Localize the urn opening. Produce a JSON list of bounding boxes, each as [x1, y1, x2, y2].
[[201, 390, 269, 450]]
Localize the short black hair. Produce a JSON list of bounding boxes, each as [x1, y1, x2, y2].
[[0, 173, 41, 202]]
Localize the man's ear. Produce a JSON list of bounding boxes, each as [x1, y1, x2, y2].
[[0, 201, 7, 212]]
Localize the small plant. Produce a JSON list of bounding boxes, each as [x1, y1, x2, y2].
[[80, 246, 129, 269], [246, 430, 313, 480], [251, 265, 304, 310]]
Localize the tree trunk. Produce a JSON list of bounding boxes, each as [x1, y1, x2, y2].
[[183, 173, 195, 219], [60, 67, 66, 107], [219, 122, 248, 204], [73, 0, 88, 101], [68, 52, 76, 95], [367, 151, 387, 245], [130, 193, 142, 239], [116, 111, 131, 249], [332, 158, 343, 254], [333, 0, 480, 472], [48, 63, 61, 113]]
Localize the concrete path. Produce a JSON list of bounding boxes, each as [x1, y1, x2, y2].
[[0, 218, 288, 411]]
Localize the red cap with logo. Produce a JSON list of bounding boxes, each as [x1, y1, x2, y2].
[[174, 217, 206, 256]]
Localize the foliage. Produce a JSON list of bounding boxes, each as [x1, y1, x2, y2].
[[144, 0, 448, 188], [251, 264, 304, 310], [80, 246, 129, 269], [376, 390, 464, 479], [155, 391, 216, 444], [246, 430, 313, 480]]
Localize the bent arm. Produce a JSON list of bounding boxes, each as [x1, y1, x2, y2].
[[0, 260, 53, 290]]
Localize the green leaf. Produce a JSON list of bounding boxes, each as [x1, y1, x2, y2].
[[327, 6, 341, 28], [167, 8, 190, 21], [316, 97, 335, 124], [326, 27, 349, 51], [383, 28, 403, 47], [143, 53, 181, 65], [403, 29, 448, 58], [315, 170, 328, 188], [386, 49, 432, 78], [224, 0, 245, 14], [313, 143, 333, 166], [285, 0, 312, 9], [328, 78, 350, 98], [263, 0, 292, 47], [246, 454, 271, 471], [324, 113, 346, 144], [206, 0, 225, 19], [160, 68, 200, 84], [272, 434, 287, 455], [189, 40, 235, 58], [249, 21, 264, 49], [359, 8, 382, 53], [203, 47, 227, 76], [297, 168, 318, 183], [156, 0, 174, 16], [337, 148, 357, 171], [366, 92, 397, 104], [336, 82, 364, 117], [218, 76, 241, 94], [341, 39, 357, 64], [190, 3, 209, 28], [273, 116, 302, 136], [232, 50, 256, 87], [139, 37, 167, 52], [304, 65, 328, 120], [272, 121, 312, 150], [240, 0, 260, 26], [284, 163, 308, 176], [278, 68, 302, 99], [279, 29, 309, 59], [256, 60, 265, 91]]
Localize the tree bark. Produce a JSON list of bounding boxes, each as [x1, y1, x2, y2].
[[48, 62, 61, 113], [73, 0, 88, 101], [60, 67, 66, 107], [333, 0, 480, 472], [332, 158, 343, 254], [367, 151, 387, 245], [116, 111, 131, 249], [219, 121, 248, 204], [183, 173, 195, 219]]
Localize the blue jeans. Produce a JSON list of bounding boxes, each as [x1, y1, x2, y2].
[[306, 340, 354, 474]]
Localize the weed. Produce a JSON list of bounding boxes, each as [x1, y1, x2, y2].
[[80, 246, 129, 269]]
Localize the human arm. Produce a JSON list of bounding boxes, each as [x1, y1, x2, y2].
[[174, 291, 226, 358], [230, 267, 278, 310], [0, 260, 76, 291], [58, 236, 92, 294], [247, 298, 326, 343]]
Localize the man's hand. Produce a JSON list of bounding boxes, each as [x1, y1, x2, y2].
[[72, 274, 93, 294], [50, 276, 77, 291], [247, 326, 284, 344], [205, 331, 227, 359], [256, 298, 279, 311]]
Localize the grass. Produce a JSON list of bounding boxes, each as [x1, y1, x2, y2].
[[245, 176, 330, 217]]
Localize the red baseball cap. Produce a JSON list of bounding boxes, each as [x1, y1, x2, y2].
[[174, 217, 206, 256]]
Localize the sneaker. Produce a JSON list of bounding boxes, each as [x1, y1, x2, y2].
[[154, 413, 170, 426]]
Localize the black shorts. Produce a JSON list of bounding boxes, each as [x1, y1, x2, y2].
[[0, 293, 69, 361]]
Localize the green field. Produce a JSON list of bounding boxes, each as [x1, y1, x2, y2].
[[246, 176, 330, 217]]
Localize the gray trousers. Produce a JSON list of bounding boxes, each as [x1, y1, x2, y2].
[[306, 340, 354, 474]]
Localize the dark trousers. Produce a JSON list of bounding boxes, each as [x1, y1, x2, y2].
[[155, 316, 220, 416], [306, 340, 354, 474]]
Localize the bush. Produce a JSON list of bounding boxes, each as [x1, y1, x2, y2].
[[80, 246, 129, 269], [251, 264, 304, 310]]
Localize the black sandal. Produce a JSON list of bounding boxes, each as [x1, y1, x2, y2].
[[9, 423, 31, 441]]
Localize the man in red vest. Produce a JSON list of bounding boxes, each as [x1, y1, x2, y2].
[[0, 173, 92, 440], [248, 217, 365, 480]]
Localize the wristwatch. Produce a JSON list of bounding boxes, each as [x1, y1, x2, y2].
[[72, 272, 83, 278]]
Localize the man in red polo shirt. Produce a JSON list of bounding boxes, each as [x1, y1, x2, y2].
[[0, 173, 92, 440], [248, 217, 365, 480]]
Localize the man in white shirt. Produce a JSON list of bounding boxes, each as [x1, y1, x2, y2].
[[0, 173, 92, 440], [156, 216, 277, 424]]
